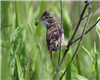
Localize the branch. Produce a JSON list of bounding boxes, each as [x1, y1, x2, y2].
[[58, 0, 63, 66], [60, 0, 90, 67], [60, 6, 100, 79], [87, 5, 100, 28], [0, 25, 12, 31], [69, 1, 76, 40], [53, 1, 93, 80], [60, 6, 91, 79], [0, 25, 12, 28], [71, 18, 100, 44], [69, 2, 90, 42], [79, 1, 81, 17], [1, 24, 12, 31], [82, 15, 89, 20], [71, 5, 100, 44]]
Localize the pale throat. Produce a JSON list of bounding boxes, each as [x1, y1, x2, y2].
[[41, 21, 51, 29]]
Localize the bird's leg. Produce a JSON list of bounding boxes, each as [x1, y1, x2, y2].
[[61, 45, 69, 50], [50, 53, 55, 71], [50, 53, 57, 74]]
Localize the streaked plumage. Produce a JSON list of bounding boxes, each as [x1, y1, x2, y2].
[[37, 11, 64, 53], [37, 11, 64, 71]]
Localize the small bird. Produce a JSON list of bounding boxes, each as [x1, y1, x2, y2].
[[37, 11, 64, 71]]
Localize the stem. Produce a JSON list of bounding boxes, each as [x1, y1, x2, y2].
[[1, 24, 12, 28], [60, 6, 100, 79], [71, 19, 100, 44], [82, 15, 89, 20], [53, 2, 90, 80], [58, 0, 63, 66], [69, 1, 76, 40], [53, 1, 95, 80], [69, 3, 89, 42], [76, 55, 81, 74], [95, 53, 99, 80], [79, 1, 81, 17]]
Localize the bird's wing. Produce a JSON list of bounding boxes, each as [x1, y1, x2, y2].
[[46, 25, 64, 50], [46, 32, 51, 50]]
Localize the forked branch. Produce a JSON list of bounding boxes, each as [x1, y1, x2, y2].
[[53, 0, 96, 80]]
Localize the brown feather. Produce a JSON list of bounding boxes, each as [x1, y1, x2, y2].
[[38, 11, 64, 53]]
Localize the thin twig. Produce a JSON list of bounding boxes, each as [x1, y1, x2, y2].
[[58, 0, 63, 66], [53, 48, 69, 80], [61, 58, 68, 67], [71, 18, 100, 44], [80, 5, 90, 41], [61, 1, 89, 68], [87, 5, 100, 28], [61, 6, 100, 71], [69, 1, 76, 40], [69, 2, 89, 42], [1, 24, 12, 30], [53, 1, 92, 80], [82, 15, 89, 20], [0, 25, 12, 28], [79, 1, 81, 17], [76, 54, 81, 74], [71, 5, 100, 44], [60, 7, 90, 79]]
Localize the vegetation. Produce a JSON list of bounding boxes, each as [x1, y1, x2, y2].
[[1, 1, 100, 80]]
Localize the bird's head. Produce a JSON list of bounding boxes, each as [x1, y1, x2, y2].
[[37, 11, 57, 29]]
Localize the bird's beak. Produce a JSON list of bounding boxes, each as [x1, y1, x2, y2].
[[36, 17, 42, 21]]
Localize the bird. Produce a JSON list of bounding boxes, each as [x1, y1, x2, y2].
[[37, 10, 64, 71]]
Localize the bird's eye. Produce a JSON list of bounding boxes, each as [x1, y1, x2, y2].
[[45, 17, 48, 19]]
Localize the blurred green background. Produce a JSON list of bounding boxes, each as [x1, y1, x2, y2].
[[1, 1, 100, 80]]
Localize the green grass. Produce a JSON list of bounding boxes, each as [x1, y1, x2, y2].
[[1, 1, 100, 80]]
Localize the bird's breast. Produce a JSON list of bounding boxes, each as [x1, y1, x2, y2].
[[46, 24, 64, 52]]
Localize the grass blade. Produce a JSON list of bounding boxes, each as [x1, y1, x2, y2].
[[15, 53, 24, 80]]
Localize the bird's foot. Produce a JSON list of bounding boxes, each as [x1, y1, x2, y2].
[[62, 45, 69, 50]]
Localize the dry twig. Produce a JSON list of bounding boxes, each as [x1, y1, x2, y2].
[[53, 0, 100, 80]]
